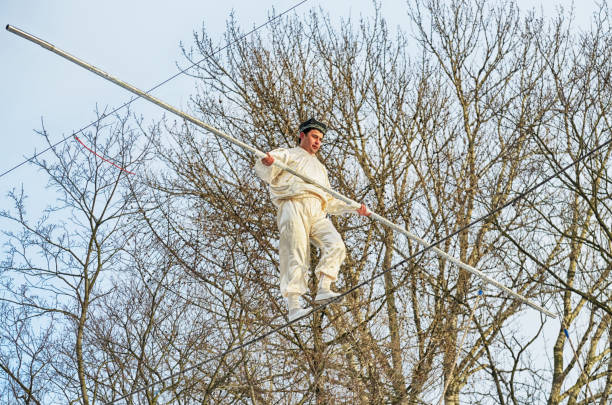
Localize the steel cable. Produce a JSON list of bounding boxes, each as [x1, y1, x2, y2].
[[104, 135, 612, 403]]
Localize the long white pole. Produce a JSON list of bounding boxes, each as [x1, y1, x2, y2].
[[6, 25, 557, 318]]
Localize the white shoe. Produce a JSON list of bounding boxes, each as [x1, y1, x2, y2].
[[288, 307, 311, 322], [314, 289, 341, 305]]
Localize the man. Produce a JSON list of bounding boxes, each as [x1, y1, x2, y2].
[[255, 118, 370, 321]]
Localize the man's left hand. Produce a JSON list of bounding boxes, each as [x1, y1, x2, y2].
[[357, 203, 371, 217]]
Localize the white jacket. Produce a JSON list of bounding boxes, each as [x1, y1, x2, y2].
[[254, 146, 355, 215]]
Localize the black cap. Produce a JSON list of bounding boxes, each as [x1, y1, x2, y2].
[[298, 118, 327, 135]]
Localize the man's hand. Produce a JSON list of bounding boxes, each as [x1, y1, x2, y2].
[[261, 152, 274, 166], [357, 203, 371, 217]]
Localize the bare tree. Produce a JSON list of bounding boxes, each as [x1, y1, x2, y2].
[[510, 5, 612, 404], [1, 111, 148, 404], [146, 1, 558, 403], [0, 303, 49, 405]]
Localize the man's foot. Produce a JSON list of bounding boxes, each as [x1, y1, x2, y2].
[[288, 307, 311, 322], [314, 288, 342, 305]]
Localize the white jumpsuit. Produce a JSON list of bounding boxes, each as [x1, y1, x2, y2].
[[254, 146, 355, 297]]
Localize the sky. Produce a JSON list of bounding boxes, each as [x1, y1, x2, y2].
[[0, 0, 597, 196], [0, 0, 602, 390]]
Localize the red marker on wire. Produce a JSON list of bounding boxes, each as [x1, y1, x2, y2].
[[74, 135, 134, 175]]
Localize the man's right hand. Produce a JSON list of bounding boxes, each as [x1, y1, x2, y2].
[[261, 152, 274, 166], [357, 203, 371, 217]]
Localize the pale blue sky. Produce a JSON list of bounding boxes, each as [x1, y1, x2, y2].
[[1, 1, 411, 189], [0, 0, 595, 195]]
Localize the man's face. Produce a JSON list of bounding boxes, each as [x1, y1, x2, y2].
[[299, 129, 323, 154]]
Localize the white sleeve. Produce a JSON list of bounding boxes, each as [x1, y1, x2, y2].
[[254, 148, 290, 184], [323, 168, 358, 215], [327, 197, 357, 216]]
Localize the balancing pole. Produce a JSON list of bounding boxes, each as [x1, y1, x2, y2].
[[6, 24, 557, 318]]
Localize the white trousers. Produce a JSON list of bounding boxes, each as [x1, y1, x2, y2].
[[277, 196, 346, 297]]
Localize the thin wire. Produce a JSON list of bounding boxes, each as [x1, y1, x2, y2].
[[105, 136, 612, 404], [338, 136, 612, 314], [0, 0, 310, 180]]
